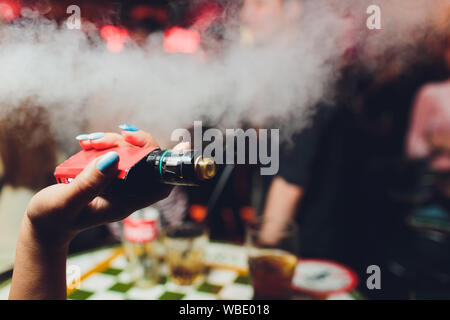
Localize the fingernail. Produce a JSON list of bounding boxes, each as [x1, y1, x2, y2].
[[119, 124, 139, 132], [89, 132, 105, 140], [97, 151, 119, 173], [76, 134, 90, 141]]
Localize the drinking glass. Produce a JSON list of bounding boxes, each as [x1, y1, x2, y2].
[[246, 220, 299, 299], [163, 222, 209, 286]]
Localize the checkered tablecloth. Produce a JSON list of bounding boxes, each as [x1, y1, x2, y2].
[[0, 242, 356, 300], [0, 242, 254, 300], [67, 242, 253, 300]]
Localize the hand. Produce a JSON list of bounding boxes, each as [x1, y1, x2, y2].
[[25, 125, 180, 247]]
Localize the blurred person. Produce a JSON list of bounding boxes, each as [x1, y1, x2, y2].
[[407, 84, 450, 175], [407, 34, 450, 195], [0, 105, 57, 273], [9, 128, 174, 299], [256, 1, 450, 299], [330, 39, 450, 298], [383, 34, 450, 297], [259, 106, 338, 255], [238, 0, 304, 243], [259, 57, 450, 299], [239, 0, 346, 253]]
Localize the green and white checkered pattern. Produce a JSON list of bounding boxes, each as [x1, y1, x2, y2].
[[69, 242, 253, 300], [67, 263, 253, 300], [0, 242, 254, 300], [0, 242, 357, 300]]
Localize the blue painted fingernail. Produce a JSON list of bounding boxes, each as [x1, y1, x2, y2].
[[119, 124, 139, 132], [76, 134, 90, 141], [89, 132, 105, 140], [97, 151, 119, 173]]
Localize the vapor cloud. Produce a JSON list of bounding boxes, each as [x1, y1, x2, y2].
[[0, 0, 447, 153]]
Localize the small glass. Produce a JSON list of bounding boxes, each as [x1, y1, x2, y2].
[[246, 220, 299, 299], [122, 207, 161, 288], [163, 222, 209, 286]]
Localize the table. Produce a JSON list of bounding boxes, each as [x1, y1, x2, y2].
[[0, 242, 358, 300]]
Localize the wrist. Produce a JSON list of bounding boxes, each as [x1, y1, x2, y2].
[[262, 216, 288, 228], [21, 215, 72, 253], [10, 216, 70, 300]]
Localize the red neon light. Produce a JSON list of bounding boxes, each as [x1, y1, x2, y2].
[[0, 0, 20, 22], [163, 27, 201, 54], [100, 25, 129, 53]]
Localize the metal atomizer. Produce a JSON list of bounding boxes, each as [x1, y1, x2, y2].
[[146, 149, 216, 186]]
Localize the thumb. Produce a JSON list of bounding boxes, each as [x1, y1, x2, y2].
[[64, 151, 119, 212]]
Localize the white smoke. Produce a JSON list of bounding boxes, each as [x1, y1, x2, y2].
[[339, 0, 450, 66], [0, 1, 347, 152]]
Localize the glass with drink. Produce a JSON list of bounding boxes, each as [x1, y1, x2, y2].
[[163, 222, 209, 286], [246, 220, 299, 299], [123, 207, 161, 287]]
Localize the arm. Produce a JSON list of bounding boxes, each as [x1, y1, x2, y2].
[[259, 177, 304, 245], [258, 107, 333, 244], [406, 84, 450, 197], [9, 128, 171, 300], [9, 218, 69, 299], [407, 84, 450, 170]]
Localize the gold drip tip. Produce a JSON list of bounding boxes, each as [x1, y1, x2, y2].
[[194, 156, 217, 180]]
